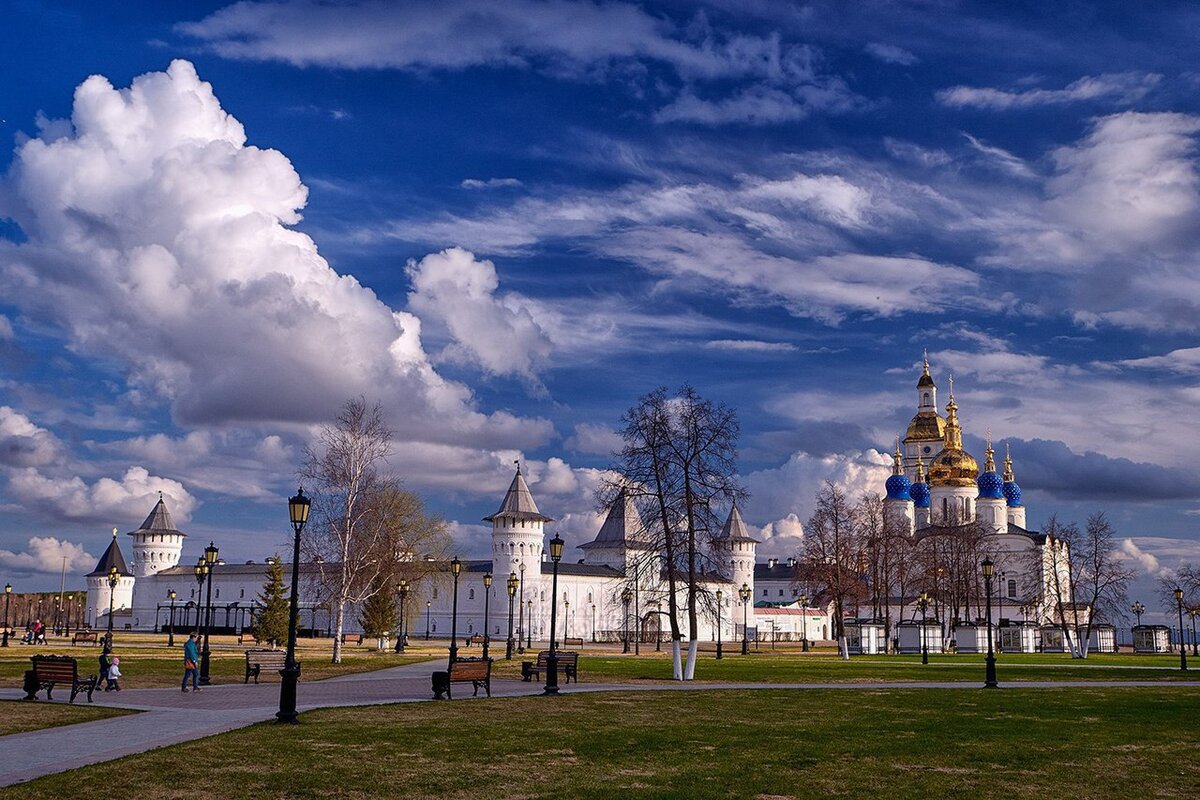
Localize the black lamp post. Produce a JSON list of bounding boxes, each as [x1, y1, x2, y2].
[[1132, 600, 1145, 637], [917, 592, 931, 664], [563, 599, 570, 646], [654, 601, 662, 652], [277, 487, 310, 725], [199, 541, 219, 685], [193, 560, 206, 637], [544, 533, 564, 695], [167, 590, 177, 647], [106, 566, 119, 644], [2, 583, 11, 647], [526, 599, 533, 650], [517, 562, 525, 655], [799, 593, 810, 653], [621, 587, 632, 654], [982, 558, 997, 688], [997, 570, 1006, 655], [64, 594, 72, 637], [482, 572, 493, 660], [425, 600, 431, 640], [395, 580, 409, 654], [715, 589, 723, 660], [1190, 608, 1199, 658], [738, 582, 751, 655], [505, 572, 518, 660], [591, 602, 597, 644], [1174, 587, 1188, 671], [449, 557, 462, 665]]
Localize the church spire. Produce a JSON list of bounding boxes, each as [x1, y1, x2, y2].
[[892, 435, 904, 475], [1003, 442, 1015, 482], [984, 430, 997, 473], [943, 374, 964, 450]]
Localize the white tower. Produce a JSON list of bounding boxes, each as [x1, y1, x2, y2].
[[486, 463, 552, 580], [884, 439, 916, 535], [579, 486, 651, 573], [714, 505, 759, 594], [928, 377, 979, 525], [128, 493, 187, 578], [903, 353, 946, 478], [85, 528, 134, 627]]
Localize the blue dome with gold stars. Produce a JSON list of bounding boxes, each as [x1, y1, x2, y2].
[[910, 479, 930, 509], [977, 471, 1004, 499], [886, 473, 912, 501]]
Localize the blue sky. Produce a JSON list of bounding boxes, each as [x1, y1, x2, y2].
[[1, 1, 1198, 612]]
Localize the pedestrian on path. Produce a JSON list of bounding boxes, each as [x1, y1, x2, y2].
[[106, 657, 122, 691], [182, 633, 200, 692], [99, 644, 112, 689]]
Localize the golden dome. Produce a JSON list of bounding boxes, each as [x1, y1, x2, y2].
[[927, 376, 978, 487], [904, 412, 945, 442]]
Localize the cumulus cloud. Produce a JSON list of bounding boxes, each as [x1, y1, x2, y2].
[[864, 42, 917, 66], [0, 536, 95, 574], [937, 72, 1161, 110], [757, 512, 805, 558], [0, 61, 550, 450], [565, 423, 622, 456], [744, 449, 891, 524], [1119, 347, 1200, 374], [406, 247, 552, 391], [1120, 537, 1162, 576], [7, 466, 197, 523], [0, 406, 61, 467]]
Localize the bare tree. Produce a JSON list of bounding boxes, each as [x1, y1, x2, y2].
[[301, 397, 396, 663], [610, 385, 743, 680], [799, 482, 865, 658]]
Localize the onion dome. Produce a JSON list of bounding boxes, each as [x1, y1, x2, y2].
[[910, 458, 931, 509], [885, 439, 912, 501], [1002, 443, 1023, 507], [976, 433, 1005, 499], [928, 376, 979, 487]]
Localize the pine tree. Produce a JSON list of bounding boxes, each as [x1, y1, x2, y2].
[[252, 554, 290, 648], [359, 574, 398, 650]]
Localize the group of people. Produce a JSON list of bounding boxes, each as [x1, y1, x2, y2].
[[19, 620, 48, 645], [98, 645, 123, 691]]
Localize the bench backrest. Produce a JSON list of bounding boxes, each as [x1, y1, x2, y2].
[[535, 650, 577, 667], [246, 649, 287, 666], [32, 656, 79, 681], [448, 659, 490, 680]]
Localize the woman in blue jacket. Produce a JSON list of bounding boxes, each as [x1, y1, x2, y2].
[[182, 633, 200, 692]]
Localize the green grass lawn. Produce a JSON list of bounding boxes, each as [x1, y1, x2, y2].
[[0, 699, 134, 737], [5, 687, 1198, 799], [0, 635, 438, 688], [491, 649, 1195, 684]]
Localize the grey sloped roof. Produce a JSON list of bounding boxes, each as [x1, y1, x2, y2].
[[127, 495, 187, 538], [580, 486, 652, 550], [87, 533, 130, 577], [715, 505, 760, 544], [483, 467, 554, 523]]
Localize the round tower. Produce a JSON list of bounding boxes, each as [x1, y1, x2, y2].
[[928, 376, 979, 525], [86, 528, 134, 627], [128, 493, 187, 578], [1003, 444, 1027, 529], [976, 433, 1007, 534], [716, 505, 760, 593], [884, 439, 915, 536], [485, 463, 551, 579]]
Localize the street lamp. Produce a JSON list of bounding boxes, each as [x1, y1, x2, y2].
[[395, 580, 409, 654], [591, 602, 597, 644], [517, 562, 526, 655], [193, 560, 206, 636], [449, 557, 462, 665], [1132, 601, 1145, 628], [276, 487, 310, 725], [425, 600, 431, 640], [981, 558, 997, 688], [106, 566, 120, 644], [1174, 587, 1188, 671], [916, 592, 931, 665], [799, 593, 809, 653], [505, 572, 518, 660], [199, 541, 219, 685], [621, 587, 632, 654], [64, 594, 73, 637], [654, 601, 662, 652], [739, 583, 751, 656], [482, 572, 493, 660], [2, 583, 11, 647], [1190, 608, 1199, 658], [544, 533, 564, 695], [715, 590, 723, 660], [563, 599, 570, 646], [167, 590, 177, 647]]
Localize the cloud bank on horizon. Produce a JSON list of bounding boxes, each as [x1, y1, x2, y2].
[[1, 2, 1199, 594]]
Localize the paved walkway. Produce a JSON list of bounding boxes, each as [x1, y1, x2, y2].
[[3, 660, 1199, 788]]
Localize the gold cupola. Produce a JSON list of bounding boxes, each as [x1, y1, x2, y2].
[[927, 375, 979, 487], [904, 352, 945, 444]]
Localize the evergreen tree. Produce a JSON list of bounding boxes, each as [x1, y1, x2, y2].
[[252, 554, 290, 648], [359, 574, 398, 649]]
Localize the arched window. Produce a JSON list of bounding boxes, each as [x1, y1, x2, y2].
[[432, 587, 438, 600], [1007, 579, 1017, 598], [923, 392, 930, 404], [469, 589, 475, 600], [942, 497, 949, 520]]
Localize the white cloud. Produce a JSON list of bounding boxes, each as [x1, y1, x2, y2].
[[0, 536, 95, 575], [744, 449, 891, 525], [406, 247, 552, 391], [0, 61, 550, 451], [937, 72, 1161, 110], [0, 314, 13, 340], [7, 466, 197, 524], [461, 178, 523, 189], [1120, 537, 1163, 576], [757, 512, 805, 557], [656, 86, 811, 125], [704, 339, 797, 353], [864, 42, 917, 66], [565, 423, 622, 455], [0, 406, 61, 467], [962, 133, 1037, 179], [1119, 347, 1200, 374]]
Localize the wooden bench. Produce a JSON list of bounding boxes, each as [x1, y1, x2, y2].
[[238, 631, 261, 646], [72, 631, 99, 646], [431, 657, 492, 700], [563, 637, 584, 648], [22, 655, 97, 703], [339, 633, 365, 646], [244, 649, 289, 684], [521, 650, 578, 683], [465, 633, 486, 647]]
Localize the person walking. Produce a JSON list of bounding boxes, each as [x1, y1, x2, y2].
[[106, 656, 122, 691], [99, 644, 112, 690], [182, 632, 200, 692]]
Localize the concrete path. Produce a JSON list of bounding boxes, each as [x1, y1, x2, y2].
[[2, 660, 1198, 788]]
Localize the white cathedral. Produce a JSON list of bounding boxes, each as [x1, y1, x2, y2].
[[84, 357, 1068, 647]]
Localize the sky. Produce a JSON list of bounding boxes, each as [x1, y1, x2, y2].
[[0, 1, 1198, 617]]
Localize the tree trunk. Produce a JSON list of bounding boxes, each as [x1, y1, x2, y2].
[[332, 600, 345, 663], [684, 639, 698, 680], [671, 638, 683, 680]]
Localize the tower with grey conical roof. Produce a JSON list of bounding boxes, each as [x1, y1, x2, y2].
[[128, 492, 187, 578], [713, 504, 759, 593], [578, 485, 652, 573], [486, 462, 553, 579], [85, 527, 135, 627]]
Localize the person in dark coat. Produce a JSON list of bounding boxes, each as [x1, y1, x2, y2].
[[99, 645, 112, 689]]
